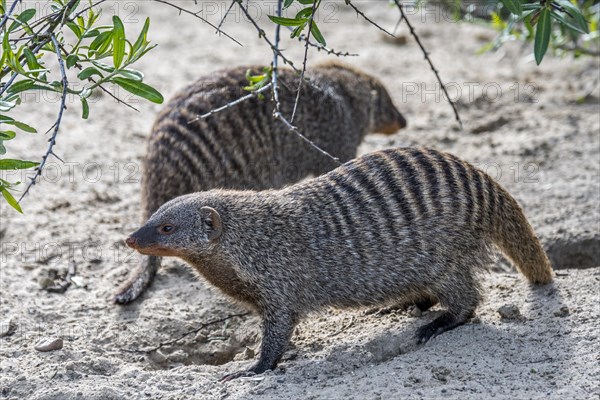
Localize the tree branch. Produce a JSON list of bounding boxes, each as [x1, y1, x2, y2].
[[19, 35, 68, 202], [345, 0, 396, 37], [393, 0, 463, 129]]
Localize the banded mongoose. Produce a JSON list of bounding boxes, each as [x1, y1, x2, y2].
[[114, 62, 407, 304], [125, 147, 554, 379]]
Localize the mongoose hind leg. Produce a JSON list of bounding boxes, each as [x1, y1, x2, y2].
[[221, 309, 298, 381], [414, 297, 438, 312], [415, 280, 480, 343], [114, 255, 160, 304]]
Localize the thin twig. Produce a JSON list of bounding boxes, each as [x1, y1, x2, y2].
[[274, 111, 340, 163], [152, 0, 242, 47], [290, 0, 320, 123], [236, 0, 299, 73], [291, 29, 358, 57], [345, 0, 396, 37], [216, 0, 237, 32], [393, 0, 463, 129], [123, 312, 249, 353], [0, 0, 22, 31], [19, 35, 68, 202], [188, 83, 272, 123]]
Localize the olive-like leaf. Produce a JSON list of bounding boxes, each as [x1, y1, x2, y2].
[[0, 159, 39, 170], [1, 187, 23, 213], [112, 16, 126, 68], [112, 77, 164, 104], [534, 8, 552, 65]]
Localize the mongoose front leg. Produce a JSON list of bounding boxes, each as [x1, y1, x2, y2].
[[221, 309, 297, 382], [114, 255, 160, 304]]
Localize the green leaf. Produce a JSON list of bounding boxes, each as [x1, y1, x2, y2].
[[6, 79, 34, 94], [283, 0, 294, 8], [1, 187, 23, 213], [0, 159, 39, 170], [81, 97, 89, 119], [112, 15, 126, 68], [66, 54, 79, 69], [0, 130, 17, 140], [88, 30, 113, 57], [268, 16, 307, 26], [7, 8, 36, 33], [500, 0, 522, 16], [66, 21, 83, 39], [112, 77, 164, 104], [550, 10, 586, 34], [2, 119, 37, 133], [116, 68, 144, 81], [297, 0, 315, 4], [556, 0, 589, 33], [131, 18, 150, 57], [78, 67, 103, 80], [310, 22, 326, 46], [534, 8, 551, 65], [296, 7, 313, 19]]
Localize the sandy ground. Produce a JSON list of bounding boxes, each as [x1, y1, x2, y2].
[[1, 1, 599, 399]]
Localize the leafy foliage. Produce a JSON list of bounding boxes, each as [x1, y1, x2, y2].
[[0, 0, 162, 212], [439, 0, 598, 62]]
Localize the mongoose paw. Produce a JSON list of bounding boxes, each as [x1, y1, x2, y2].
[[415, 323, 443, 344], [219, 370, 257, 382], [113, 280, 144, 305]]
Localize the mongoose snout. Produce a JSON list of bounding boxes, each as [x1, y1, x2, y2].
[[129, 147, 554, 380]]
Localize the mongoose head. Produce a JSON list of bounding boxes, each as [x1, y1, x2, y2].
[[315, 61, 407, 134], [369, 82, 407, 134], [125, 194, 222, 258]]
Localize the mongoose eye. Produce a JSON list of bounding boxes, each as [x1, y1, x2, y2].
[[159, 224, 175, 234]]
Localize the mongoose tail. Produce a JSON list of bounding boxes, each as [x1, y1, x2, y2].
[[492, 188, 554, 284]]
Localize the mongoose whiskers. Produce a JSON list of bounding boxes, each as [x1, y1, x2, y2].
[[115, 62, 407, 304], [125, 147, 554, 380]]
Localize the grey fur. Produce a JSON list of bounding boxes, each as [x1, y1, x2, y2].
[[126, 147, 554, 378]]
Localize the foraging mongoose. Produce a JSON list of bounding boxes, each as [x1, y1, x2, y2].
[[114, 62, 407, 304], [125, 147, 554, 379]]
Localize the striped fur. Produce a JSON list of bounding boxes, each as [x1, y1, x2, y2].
[[126, 147, 554, 378], [114, 62, 406, 304]]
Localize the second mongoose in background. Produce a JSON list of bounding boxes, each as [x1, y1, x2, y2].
[[125, 147, 554, 379], [115, 62, 407, 304]]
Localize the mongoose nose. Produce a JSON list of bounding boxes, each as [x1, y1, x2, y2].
[[125, 236, 137, 248]]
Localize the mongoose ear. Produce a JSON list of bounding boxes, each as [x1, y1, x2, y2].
[[200, 206, 222, 241]]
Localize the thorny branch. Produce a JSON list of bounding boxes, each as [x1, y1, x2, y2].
[[151, 0, 242, 46], [393, 0, 463, 128], [291, 28, 358, 57], [270, 0, 340, 163], [345, 0, 396, 37], [188, 83, 272, 123], [19, 35, 68, 202], [123, 312, 249, 353]]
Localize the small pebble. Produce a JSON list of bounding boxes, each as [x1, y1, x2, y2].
[[553, 306, 570, 317], [498, 304, 521, 321], [34, 337, 63, 352]]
